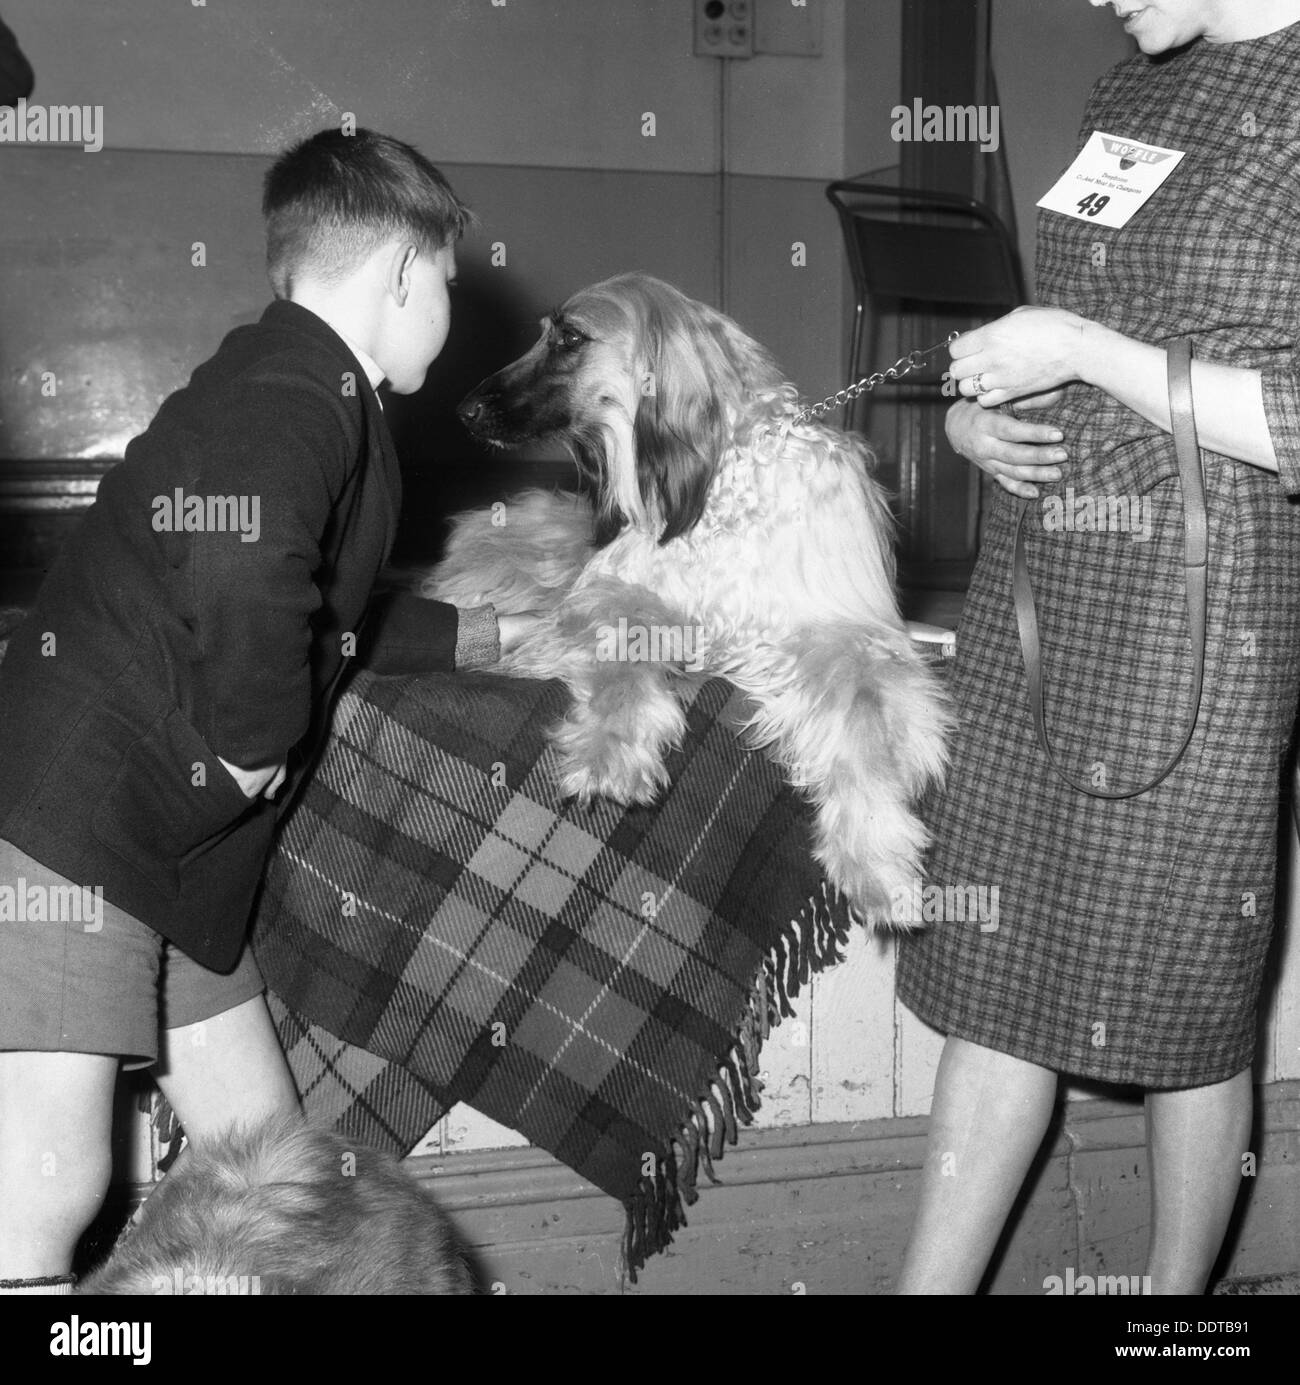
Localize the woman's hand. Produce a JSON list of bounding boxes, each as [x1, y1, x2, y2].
[[949, 306, 1089, 408], [952, 311, 1281, 473], [946, 396, 1070, 499]]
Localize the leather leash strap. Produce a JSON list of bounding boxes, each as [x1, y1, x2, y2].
[[1011, 338, 1206, 800]]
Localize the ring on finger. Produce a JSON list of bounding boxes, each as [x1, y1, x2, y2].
[[971, 373, 988, 396]]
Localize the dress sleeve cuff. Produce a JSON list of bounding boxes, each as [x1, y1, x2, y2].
[[1260, 356, 1300, 496], [454, 604, 500, 670]]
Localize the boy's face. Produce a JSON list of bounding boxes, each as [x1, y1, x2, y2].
[[379, 241, 456, 394]]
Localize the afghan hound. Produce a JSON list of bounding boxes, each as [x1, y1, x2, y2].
[[428, 273, 950, 926], [78, 1115, 474, 1295]]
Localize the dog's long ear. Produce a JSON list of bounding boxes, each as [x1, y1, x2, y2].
[[632, 289, 780, 545], [570, 426, 627, 547]]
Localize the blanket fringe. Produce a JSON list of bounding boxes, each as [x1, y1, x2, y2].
[[621, 880, 854, 1281]]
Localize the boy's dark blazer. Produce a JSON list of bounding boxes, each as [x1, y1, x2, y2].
[[0, 300, 459, 971]]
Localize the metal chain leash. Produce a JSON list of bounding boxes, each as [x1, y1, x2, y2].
[[793, 331, 961, 425]]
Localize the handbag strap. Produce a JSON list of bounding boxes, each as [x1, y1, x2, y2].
[[1010, 338, 1207, 800]]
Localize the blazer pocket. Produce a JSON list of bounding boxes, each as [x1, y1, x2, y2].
[[92, 707, 255, 899]]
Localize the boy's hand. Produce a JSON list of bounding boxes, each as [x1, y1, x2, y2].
[[497, 611, 545, 655], [906, 621, 957, 658], [217, 754, 288, 800]]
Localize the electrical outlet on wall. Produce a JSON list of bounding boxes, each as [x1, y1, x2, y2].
[[694, 0, 754, 59]]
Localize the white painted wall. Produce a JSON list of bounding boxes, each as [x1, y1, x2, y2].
[[4, 0, 868, 178], [1, 0, 865, 439]]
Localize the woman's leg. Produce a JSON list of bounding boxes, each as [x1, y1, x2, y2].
[[1145, 1067, 1252, 1295], [0, 1050, 117, 1284], [897, 1036, 1059, 1294]]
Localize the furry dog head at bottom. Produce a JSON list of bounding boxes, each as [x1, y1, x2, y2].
[[77, 1115, 473, 1295], [457, 272, 788, 547]]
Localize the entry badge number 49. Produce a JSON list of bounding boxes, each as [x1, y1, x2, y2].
[[1037, 131, 1186, 230]]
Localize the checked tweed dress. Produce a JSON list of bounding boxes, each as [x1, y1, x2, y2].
[[895, 24, 1300, 1087]]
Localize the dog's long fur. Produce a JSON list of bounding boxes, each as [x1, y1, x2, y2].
[[78, 1115, 473, 1295], [432, 273, 951, 925]]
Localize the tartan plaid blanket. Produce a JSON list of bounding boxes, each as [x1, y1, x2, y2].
[[249, 666, 853, 1277]]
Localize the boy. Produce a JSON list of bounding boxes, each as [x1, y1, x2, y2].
[[0, 128, 532, 1292]]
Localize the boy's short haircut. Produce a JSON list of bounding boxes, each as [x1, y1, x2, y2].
[[262, 128, 475, 298]]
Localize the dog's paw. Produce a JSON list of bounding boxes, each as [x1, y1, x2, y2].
[[813, 834, 911, 932], [556, 747, 670, 809]]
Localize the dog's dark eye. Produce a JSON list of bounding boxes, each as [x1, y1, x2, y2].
[[558, 327, 586, 350]]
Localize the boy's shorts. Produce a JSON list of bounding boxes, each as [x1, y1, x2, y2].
[[0, 838, 265, 1070]]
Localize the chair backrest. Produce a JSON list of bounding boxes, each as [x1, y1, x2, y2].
[[826, 181, 1026, 313]]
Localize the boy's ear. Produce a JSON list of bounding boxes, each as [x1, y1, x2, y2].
[[383, 241, 420, 306]]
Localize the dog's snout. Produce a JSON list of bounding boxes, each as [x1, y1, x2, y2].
[[457, 391, 491, 429]]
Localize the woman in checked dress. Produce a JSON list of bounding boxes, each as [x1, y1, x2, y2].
[[896, 0, 1300, 1293]]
